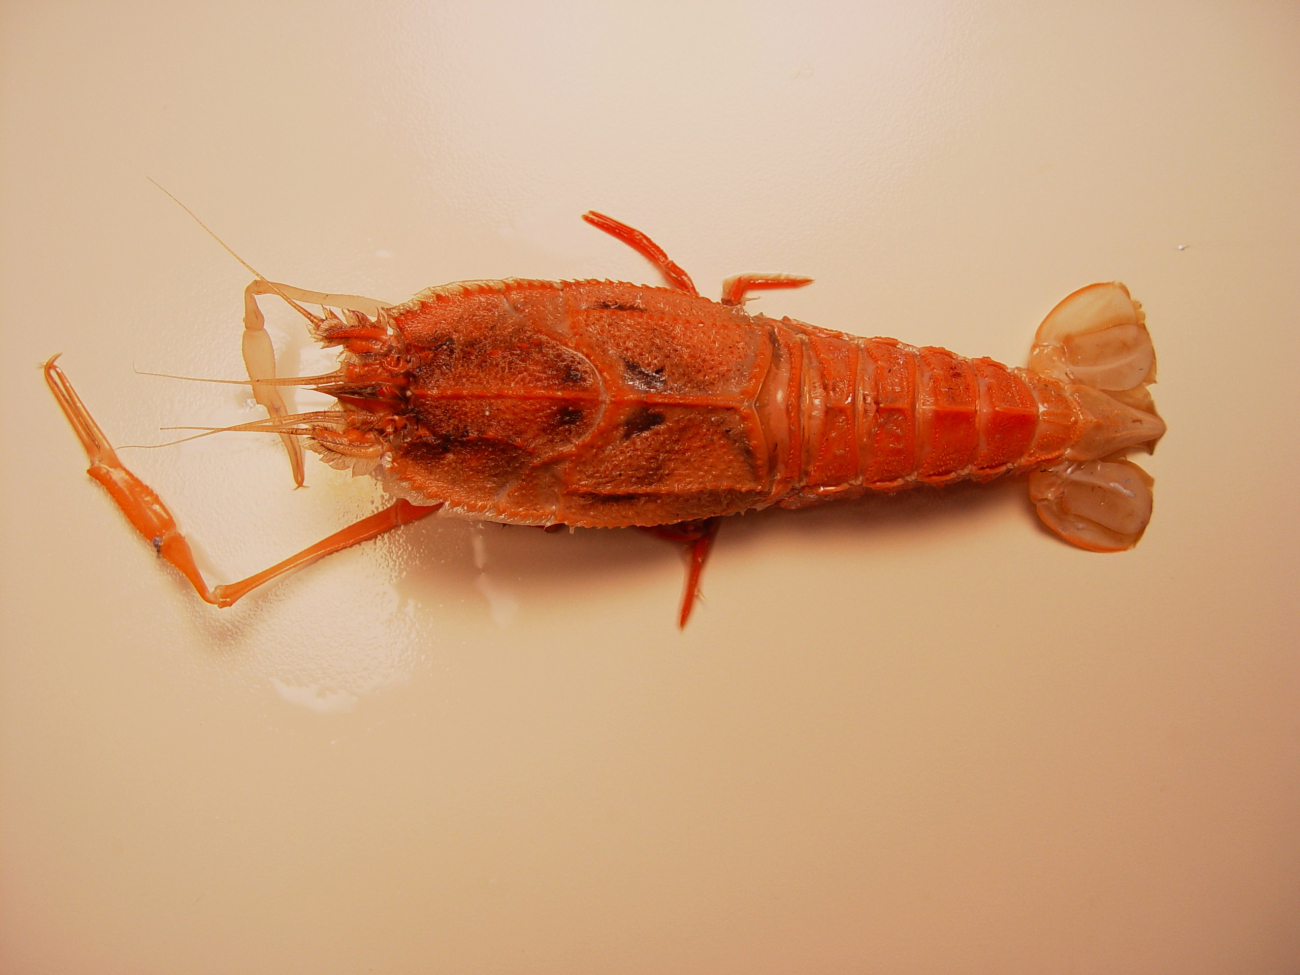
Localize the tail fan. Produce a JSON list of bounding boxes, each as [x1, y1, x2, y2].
[[1026, 283, 1165, 551]]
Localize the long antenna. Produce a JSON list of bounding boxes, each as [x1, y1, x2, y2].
[[146, 177, 321, 325]]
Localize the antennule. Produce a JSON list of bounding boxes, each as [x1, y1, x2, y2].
[[133, 365, 346, 387], [159, 409, 346, 437]]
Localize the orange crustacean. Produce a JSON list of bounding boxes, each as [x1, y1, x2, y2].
[[46, 205, 1164, 626]]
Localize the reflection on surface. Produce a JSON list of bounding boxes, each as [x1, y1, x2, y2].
[[270, 678, 358, 714]]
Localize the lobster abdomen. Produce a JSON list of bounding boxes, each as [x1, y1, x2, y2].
[[769, 317, 1079, 508]]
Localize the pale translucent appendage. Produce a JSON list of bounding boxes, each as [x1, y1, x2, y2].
[[1027, 282, 1165, 551], [242, 280, 388, 486], [1029, 460, 1153, 552], [1029, 282, 1155, 389]]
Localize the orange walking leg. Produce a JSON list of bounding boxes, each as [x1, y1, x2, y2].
[[720, 273, 813, 306], [641, 517, 721, 628], [44, 357, 439, 607], [581, 211, 699, 296]]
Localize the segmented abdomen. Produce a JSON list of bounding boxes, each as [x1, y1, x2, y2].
[[773, 318, 1077, 508]]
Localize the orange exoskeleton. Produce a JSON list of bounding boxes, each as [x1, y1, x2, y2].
[[46, 207, 1164, 626]]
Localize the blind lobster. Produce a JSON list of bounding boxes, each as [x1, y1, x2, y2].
[[45, 210, 1165, 626]]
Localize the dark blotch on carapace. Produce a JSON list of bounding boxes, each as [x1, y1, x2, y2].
[[622, 407, 665, 438], [554, 405, 585, 427], [622, 359, 666, 391]]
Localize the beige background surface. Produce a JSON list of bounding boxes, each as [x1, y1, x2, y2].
[[2, 2, 1297, 973]]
